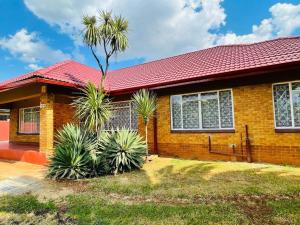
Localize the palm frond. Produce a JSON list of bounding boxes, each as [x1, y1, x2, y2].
[[82, 15, 99, 46], [72, 82, 111, 132], [132, 89, 157, 125]]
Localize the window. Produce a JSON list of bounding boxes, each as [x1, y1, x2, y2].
[[171, 89, 234, 130], [104, 101, 138, 130], [273, 81, 300, 128], [19, 107, 40, 134]]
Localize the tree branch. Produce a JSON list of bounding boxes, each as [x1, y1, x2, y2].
[[90, 45, 105, 88], [102, 38, 115, 84]]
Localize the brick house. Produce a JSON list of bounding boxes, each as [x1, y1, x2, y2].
[[1, 37, 300, 166]]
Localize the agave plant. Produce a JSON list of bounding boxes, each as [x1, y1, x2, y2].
[[48, 145, 92, 180], [100, 129, 147, 174], [48, 123, 98, 180]]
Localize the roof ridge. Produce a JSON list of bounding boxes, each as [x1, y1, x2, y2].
[[35, 60, 73, 76], [108, 36, 300, 73]]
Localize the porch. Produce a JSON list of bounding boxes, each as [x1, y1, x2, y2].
[[0, 141, 47, 165], [0, 84, 56, 165]]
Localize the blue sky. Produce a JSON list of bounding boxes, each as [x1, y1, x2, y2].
[[0, 0, 300, 81]]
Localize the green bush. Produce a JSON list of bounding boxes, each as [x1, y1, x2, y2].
[[48, 124, 98, 180], [100, 129, 147, 174]]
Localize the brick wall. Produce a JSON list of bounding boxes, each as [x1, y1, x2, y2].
[[54, 100, 75, 133], [153, 82, 300, 166], [39, 91, 54, 153]]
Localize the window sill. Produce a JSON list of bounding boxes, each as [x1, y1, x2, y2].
[[17, 132, 40, 135], [171, 129, 235, 133], [275, 129, 300, 133]]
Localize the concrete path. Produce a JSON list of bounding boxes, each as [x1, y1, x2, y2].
[[0, 160, 46, 195]]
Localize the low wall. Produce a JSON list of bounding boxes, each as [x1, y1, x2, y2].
[[0, 121, 9, 141]]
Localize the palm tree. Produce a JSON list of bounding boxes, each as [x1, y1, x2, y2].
[[72, 83, 111, 134], [82, 11, 129, 88], [132, 89, 157, 160]]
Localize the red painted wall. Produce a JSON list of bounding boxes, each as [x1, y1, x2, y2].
[[0, 121, 9, 141]]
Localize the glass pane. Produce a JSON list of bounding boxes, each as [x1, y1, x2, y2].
[[182, 95, 199, 129], [130, 102, 138, 130], [292, 91, 300, 127], [31, 110, 40, 133], [171, 96, 182, 129], [19, 107, 40, 133], [292, 82, 300, 91], [219, 90, 233, 128], [273, 84, 292, 127], [201, 92, 219, 129], [111, 107, 131, 129], [23, 110, 32, 133], [292, 82, 300, 127]]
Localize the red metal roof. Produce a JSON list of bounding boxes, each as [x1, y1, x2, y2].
[[1, 36, 300, 93]]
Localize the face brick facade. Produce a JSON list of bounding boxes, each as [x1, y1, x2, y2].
[[1, 37, 300, 166], [149, 82, 300, 166]]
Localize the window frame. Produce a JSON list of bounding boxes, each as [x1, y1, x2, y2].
[[272, 80, 300, 130], [103, 100, 138, 131], [18, 106, 40, 135], [170, 88, 235, 132]]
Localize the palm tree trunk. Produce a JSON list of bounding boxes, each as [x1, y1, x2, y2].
[[145, 124, 148, 162]]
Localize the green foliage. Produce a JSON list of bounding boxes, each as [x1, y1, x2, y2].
[[132, 89, 157, 126], [48, 124, 146, 179], [132, 89, 157, 157], [82, 10, 129, 86], [83, 10, 128, 53], [100, 129, 147, 174], [0, 194, 56, 215], [48, 124, 97, 180], [73, 83, 111, 132]]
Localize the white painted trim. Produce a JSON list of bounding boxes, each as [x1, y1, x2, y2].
[[289, 83, 295, 127], [170, 88, 234, 131]]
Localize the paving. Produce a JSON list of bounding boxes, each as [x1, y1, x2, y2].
[[0, 160, 46, 195]]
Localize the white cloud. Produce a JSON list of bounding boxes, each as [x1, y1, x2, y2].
[[22, 1, 300, 61], [27, 63, 42, 70], [24, 0, 226, 60], [217, 3, 300, 45], [0, 29, 70, 67]]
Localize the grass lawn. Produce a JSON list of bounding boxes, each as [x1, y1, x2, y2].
[[0, 157, 300, 224]]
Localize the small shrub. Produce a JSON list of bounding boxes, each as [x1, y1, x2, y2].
[[0, 194, 56, 215], [48, 124, 97, 180], [100, 129, 147, 174]]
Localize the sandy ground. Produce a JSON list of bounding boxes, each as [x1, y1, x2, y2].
[[0, 160, 73, 198], [0, 160, 46, 181]]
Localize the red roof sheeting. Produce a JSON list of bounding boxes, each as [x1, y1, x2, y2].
[[1, 36, 300, 93]]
